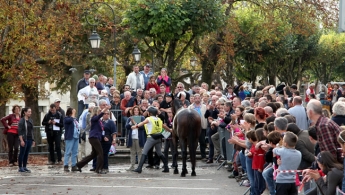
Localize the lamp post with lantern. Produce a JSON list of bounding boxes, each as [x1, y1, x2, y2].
[[86, 2, 141, 88]]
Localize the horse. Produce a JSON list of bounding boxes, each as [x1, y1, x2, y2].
[[171, 98, 201, 177]]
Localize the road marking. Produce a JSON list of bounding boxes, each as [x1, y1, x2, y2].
[[1, 183, 219, 190], [2, 175, 213, 181]]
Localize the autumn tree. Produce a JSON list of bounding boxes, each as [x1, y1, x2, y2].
[[123, 0, 226, 87]]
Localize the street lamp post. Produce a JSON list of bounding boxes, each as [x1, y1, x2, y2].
[[132, 45, 141, 64], [86, 2, 117, 87]]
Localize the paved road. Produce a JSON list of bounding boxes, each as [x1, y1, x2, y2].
[[0, 161, 251, 195]]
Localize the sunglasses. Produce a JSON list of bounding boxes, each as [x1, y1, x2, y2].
[[339, 134, 345, 143], [104, 113, 110, 115]]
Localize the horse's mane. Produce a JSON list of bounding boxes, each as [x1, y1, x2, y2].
[[171, 98, 183, 116]]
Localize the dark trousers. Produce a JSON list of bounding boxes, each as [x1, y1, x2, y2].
[[7, 133, 19, 163], [47, 131, 62, 163], [77, 100, 85, 120], [253, 170, 266, 195], [77, 137, 103, 172], [92, 142, 112, 169], [199, 129, 206, 158], [207, 128, 217, 160], [147, 147, 161, 166], [18, 139, 33, 168], [164, 138, 176, 165], [276, 183, 298, 195], [121, 116, 128, 144]]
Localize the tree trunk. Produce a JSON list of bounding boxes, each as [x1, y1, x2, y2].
[[0, 103, 7, 153], [69, 64, 83, 111], [22, 83, 42, 148]]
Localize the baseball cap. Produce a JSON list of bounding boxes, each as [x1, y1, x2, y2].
[[54, 98, 61, 103], [145, 64, 151, 67], [84, 70, 91, 74], [166, 93, 173, 97]]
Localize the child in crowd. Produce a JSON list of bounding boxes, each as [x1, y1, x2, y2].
[[246, 129, 266, 195], [273, 132, 301, 195], [262, 131, 282, 195]]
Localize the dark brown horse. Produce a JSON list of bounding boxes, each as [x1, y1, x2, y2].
[[171, 99, 201, 177]]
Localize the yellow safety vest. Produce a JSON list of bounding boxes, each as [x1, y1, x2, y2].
[[144, 116, 163, 136]]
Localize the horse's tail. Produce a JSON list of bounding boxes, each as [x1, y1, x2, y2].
[[188, 111, 201, 169]]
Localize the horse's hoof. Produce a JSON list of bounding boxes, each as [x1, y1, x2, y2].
[[174, 169, 179, 174], [181, 173, 186, 177], [191, 172, 196, 176]]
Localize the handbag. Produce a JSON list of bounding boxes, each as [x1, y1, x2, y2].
[[80, 131, 86, 141], [150, 133, 163, 140]]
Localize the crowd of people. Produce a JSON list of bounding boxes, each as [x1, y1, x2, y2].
[[2, 64, 345, 194]]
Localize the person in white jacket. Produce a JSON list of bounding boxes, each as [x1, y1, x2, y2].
[[126, 65, 144, 92]]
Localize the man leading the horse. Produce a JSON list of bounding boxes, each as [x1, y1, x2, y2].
[[131, 107, 169, 174]]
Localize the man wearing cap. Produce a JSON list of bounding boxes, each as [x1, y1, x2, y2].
[[77, 70, 91, 118], [54, 98, 65, 118], [140, 64, 153, 88]]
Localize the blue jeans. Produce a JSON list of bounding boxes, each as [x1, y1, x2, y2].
[[253, 170, 266, 195], [263, 167, 275, 195], [239, 151, 246, 173], [245, 157, 254, 195], [18, 139, 33, 168], [93, 142, 112, 169], [64, 138, 79, 167]]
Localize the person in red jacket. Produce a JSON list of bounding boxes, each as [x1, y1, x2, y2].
[[146, 75, 159, 93], [1, 105, 21, 166], [246, 129, 266, 195]]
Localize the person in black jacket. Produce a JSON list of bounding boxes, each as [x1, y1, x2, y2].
[[42, 104, 64, 165]]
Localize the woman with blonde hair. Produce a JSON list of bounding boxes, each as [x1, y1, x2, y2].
[[125, 106, 146, 171], [75, 105, 110, 174]]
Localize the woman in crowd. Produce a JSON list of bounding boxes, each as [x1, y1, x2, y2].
[[110, 93, 122, 124], [125, 106, 146, 171], [330, 83, 342, 104], [1, 105, 21, 167], [163, 108, 175, 167], [231, 105, 245, 125], [76, 105, 110, 174], [18, 107, 35, 173], [303, 151, 343, 195], [63, 107, 79, 172], [254, 107, 267, 129], [157, 68, 171, 93], [99, 110, 117, 173], [331, 101, 345, 126], [146, 75, 159, 93]]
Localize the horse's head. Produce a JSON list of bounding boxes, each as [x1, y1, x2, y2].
[[171, 98, 183, 115]]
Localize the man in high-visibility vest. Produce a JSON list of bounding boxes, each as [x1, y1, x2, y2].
[[131, 107, 169, 173]]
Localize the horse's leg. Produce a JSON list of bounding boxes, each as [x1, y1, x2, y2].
[[180, 139, 187, 177], [188, 137, 197, 176], [172, 136, 179, 174]]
